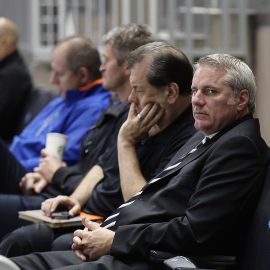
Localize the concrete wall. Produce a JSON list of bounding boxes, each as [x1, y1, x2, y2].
[[255, 15, 270, 145]]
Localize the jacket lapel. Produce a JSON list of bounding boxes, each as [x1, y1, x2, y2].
[[159, 140, 212, 178]]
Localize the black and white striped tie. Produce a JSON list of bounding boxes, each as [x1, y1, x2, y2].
[[101, 137, 210, 230]]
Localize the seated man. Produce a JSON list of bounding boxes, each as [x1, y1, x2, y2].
[[0, 35, 111, 239], [6, 52, 268, 270], [0, 17, 33, 143], [9, 35, 110, 171], [0, 41, 196, 256]]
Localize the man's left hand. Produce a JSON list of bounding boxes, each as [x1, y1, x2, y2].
[[119, 102, 165, 145], [19, 172, 47, 194], [72, 217, 115, 261]]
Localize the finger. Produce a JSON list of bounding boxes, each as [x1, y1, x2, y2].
[[41, 200, 53, 215], [40, 149, 49, 158], [139, 103, 154, 119], [73, 229, 84, 239], [30, 172, 42, 179], [19, 177, 26, 187], [74, 249, 87, 261], [34, 166, 41, 173], [34, 179, 47, 194], [71, 242, 80, 251], [141, 104, 164, 126], [73, 235, 83, 245], [147, 104, 165, 123], [49, 199, 62, 214], [68, 204, 80, 217], [39, 161, 45, 168], [82, 218, 100, 231], [22, 172, 32, 178], [42, 198, 59, 215], [141, 103, 159, 119], [20, 172, 32, 184], [24, 177, 35, 191], [136, 104, 158, 127], [128, 102, 137, 120]]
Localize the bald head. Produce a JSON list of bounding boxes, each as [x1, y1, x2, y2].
[[0, 17, 18, 60]]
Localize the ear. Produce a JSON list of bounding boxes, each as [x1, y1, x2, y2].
[[78, 66, 90, 84], [237, 89, 249, 112], [166, 82, 179, 104], [122, 60, 131, 76]]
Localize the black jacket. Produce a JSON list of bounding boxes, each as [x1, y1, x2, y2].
[[111, 118, 268, 263], [0, 50, 33, 142], [44, 101, 130, 197]]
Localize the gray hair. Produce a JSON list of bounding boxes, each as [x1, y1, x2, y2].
[[195, 53, 256, 113], [103, 23, 155, 65]]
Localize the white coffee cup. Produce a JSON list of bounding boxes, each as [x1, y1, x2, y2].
[[45, 133, 68, 160]]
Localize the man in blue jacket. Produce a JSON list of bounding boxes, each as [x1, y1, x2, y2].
[[0, 35, 110, 239], [9, 35, 110, 171]]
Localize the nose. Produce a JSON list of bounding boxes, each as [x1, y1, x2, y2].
[[128, 89, 138, 104], [192, 89, 205, 106]]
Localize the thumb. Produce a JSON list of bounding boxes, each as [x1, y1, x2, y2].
[[82, 217, 100, 231], [68, 204, 81, 217]]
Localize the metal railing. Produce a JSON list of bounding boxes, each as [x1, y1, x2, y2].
[[16, 0, 258, 64]]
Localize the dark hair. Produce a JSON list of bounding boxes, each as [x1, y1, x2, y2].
[[103, 23, 155, 65], [56, 35, 101, 79], [128, 41, 193, 96]]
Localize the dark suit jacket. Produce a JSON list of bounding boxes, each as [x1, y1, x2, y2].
[[9, 117, 269, 270], [110, 117, 268, 263], [0, 50, 32, 142]]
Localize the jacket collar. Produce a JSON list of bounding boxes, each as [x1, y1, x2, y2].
[[79, 78, 103, 91], [147, 114, 254, 183]]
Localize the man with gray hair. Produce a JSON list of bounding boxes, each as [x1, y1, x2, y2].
[[5, 52, 268, 270], [0, 17, 33, 142]]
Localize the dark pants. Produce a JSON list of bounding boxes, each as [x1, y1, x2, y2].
[[0, 194, 45, 240], [0, 224, 76, 257], [0, 139, 34, 239], [11, 250, 156, 270], [0, 139, 27, 195], [0, 139, 63, 240]]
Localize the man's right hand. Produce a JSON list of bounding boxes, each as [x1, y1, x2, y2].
[[35, 149, 66, 183], [41, 195, 81, 217]]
